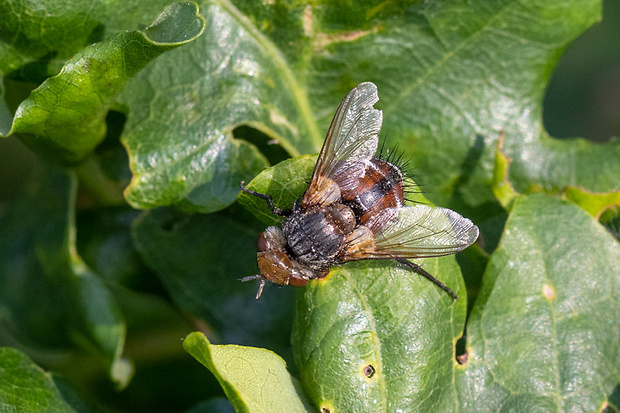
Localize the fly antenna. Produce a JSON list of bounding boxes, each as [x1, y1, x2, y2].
[[240, 274, 268, 299]]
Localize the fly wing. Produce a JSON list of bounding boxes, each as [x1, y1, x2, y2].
[[347, 205, 479, 259], [302, 82, 382, 207]]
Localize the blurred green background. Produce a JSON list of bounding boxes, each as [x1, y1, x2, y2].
[[543, 0, 620, 143]]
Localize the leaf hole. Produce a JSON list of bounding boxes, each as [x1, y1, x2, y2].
[[94, 110, 132, 183], [363, 364, 376, 378], [320, 401, 334, 413], [455, 334, 469, 365], [601, 209, 620, 241], [601, 400, 618, 413], [233, 125, 290, 165]]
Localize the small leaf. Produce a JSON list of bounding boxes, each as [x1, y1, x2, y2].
[[563, 186, 620, 219], [184, 332, 313, 413], [0, 348, 72, 413], [457, 194, 620, 411], [4, 2, 205, 164], [492, 132, 519, 211]]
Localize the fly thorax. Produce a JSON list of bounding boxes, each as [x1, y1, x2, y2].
[[282, 205, 351, 270]]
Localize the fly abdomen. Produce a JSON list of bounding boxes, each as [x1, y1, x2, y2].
[[341, 158, 404, 225]]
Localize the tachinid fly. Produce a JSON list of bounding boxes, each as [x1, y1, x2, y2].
[[241, 82, 479, 299]]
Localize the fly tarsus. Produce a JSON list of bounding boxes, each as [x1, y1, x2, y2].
[[395, 258, 459, 300], [239, 181, 291, 217]]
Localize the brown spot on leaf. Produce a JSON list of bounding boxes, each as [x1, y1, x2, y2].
[[363, 364, 376, 378], [542, 283, 555, 301]]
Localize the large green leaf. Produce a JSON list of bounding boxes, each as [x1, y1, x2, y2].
[[2, 2, 205, 164], [302, 0, 620, 219], [118, 0, 618, 217], [184, 332, 312, 413], [293, 259, 466, 412], [0, 163, 125, 380], [456, 194, 619, 411]]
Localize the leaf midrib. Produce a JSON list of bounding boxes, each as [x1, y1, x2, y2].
[[382, 2, 516, 119], [215, 0, 322, 155], [342, 268, 388, 412]]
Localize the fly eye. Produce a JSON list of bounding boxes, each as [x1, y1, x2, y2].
[[288, 275, 308, 287], [257, 232, 269, 252]]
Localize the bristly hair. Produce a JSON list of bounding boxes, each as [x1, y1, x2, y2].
[[376, 136, 427, 205]]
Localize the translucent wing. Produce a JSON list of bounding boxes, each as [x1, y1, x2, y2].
[[302, 82, 382, 207], [346, 205, 479, 259]]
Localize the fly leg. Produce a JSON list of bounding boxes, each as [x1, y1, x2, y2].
[[239, 181, 291, 217], [396, 259, 459, 300]]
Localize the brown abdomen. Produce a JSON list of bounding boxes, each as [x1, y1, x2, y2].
[[339, 158, 404, 225]]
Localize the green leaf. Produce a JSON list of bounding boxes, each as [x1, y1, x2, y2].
[[3, 2, 205, 164], [118, 0, 323, 212], [237, 155, 316, 226], [0, 0, 176, 81], [0, 348, 106, 413], [131, 205, 295, 353], [457, 194, 620, 411], [492, 133, 519, 211], [184, 332, 312, 413], [292, 259, 467, 412], [563, 186, 620, 219], [0, 348, 72, 412], [0, 162, 125, 380]]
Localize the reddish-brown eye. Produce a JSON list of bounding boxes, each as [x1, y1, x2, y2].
[[257, 232, 268, 252], [288, 276, 308, 287]]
